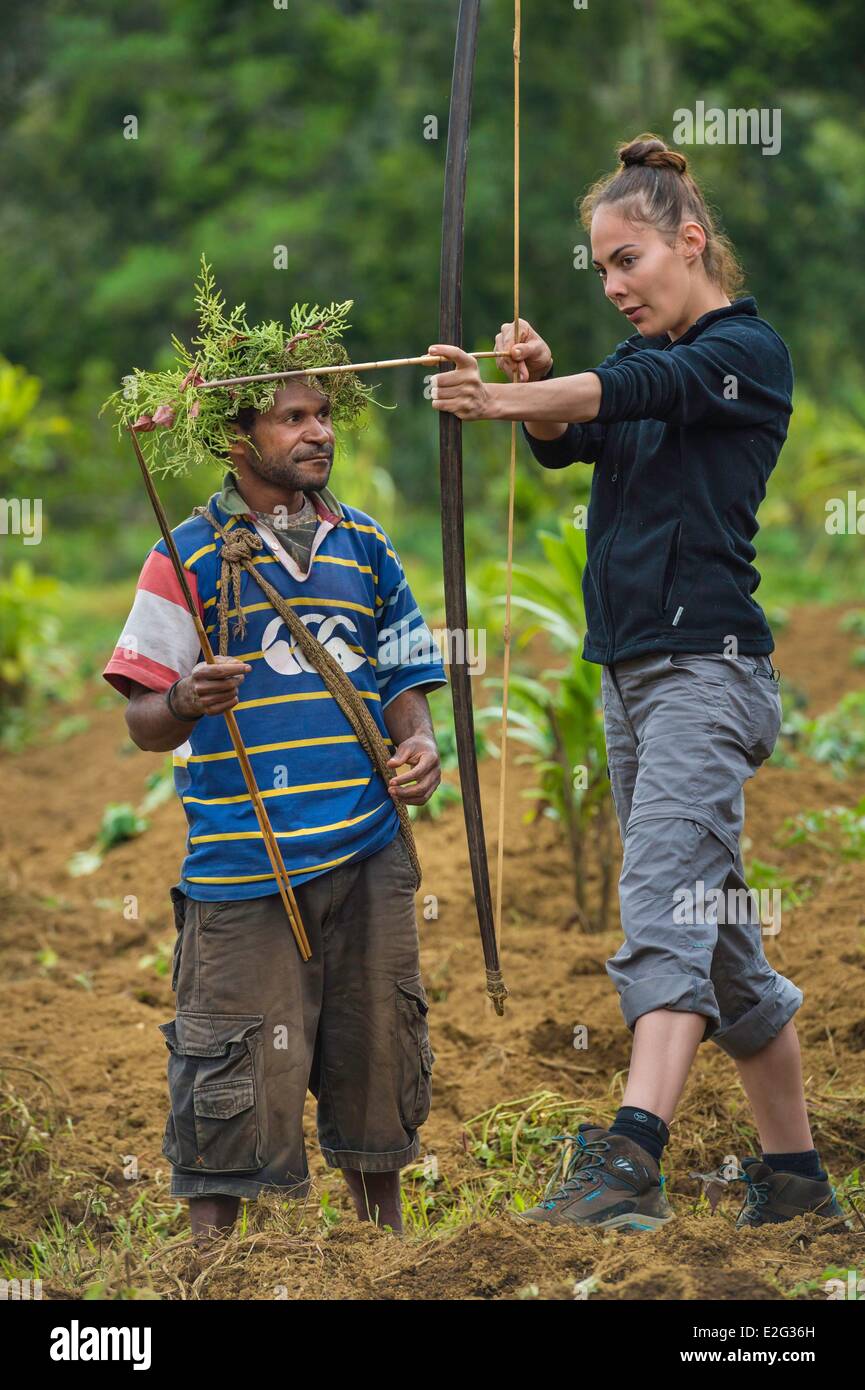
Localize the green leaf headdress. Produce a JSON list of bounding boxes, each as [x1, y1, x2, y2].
[[101, 256, 378, 477]]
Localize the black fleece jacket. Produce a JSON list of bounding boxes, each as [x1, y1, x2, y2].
[[522, 297, 793, 665]]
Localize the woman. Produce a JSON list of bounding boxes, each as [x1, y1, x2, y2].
[[429, 134, 849, 1232]]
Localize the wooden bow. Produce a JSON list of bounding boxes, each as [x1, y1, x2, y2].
[[438, 0, 509, 1016]]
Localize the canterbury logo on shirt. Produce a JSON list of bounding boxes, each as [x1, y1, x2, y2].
[[260, 612, 367, 676]]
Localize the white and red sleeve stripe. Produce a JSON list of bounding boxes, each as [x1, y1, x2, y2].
[[102, 548, 205, 699]]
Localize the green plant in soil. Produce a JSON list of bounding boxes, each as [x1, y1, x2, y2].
[[477, 520, 615, 932]]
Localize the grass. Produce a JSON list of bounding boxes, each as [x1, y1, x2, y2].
[[0, 580, 131, 753], [4, 580, 865, 1295], [1, 1057, 864, 1300], [780, 800, 865, 859], [743, 856, 815, 913]]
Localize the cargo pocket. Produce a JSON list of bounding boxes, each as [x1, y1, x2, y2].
[[168, 886, 186, 994], [395, 975, 435, 1131], [157, 1011, 267, 1173]]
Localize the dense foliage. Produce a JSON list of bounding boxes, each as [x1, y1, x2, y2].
[[1, 0, 863, 515]]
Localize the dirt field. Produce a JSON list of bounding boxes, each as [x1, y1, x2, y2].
[[2, 603, 864, 1300]]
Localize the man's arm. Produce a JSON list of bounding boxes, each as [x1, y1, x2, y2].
[[383, 685, 441, 806], [125, 657, 252, 752]]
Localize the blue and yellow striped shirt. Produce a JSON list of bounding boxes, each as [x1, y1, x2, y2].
[[103, 484, 447, 899]]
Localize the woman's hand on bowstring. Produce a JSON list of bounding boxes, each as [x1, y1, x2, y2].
[[494, 318, 553, 382]]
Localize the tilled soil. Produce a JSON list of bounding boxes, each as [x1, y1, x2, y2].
[[1, 602, 864, 1299]]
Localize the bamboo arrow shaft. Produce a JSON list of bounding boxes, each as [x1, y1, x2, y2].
[[127, 427, 312, 961], [200, 350, 501, 390]]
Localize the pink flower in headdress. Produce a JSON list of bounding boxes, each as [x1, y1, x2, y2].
[[152, 404, 176, 428], [179, 366, 205, 392], [284, 322, 326, 357], [131, 414, 155, 432]]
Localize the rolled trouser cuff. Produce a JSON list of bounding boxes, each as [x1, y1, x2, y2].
[[708, 973, 804, 1060], [321, 1133, 422, 1173], [169, 1172, 312, 1201], [614, 971, 720, 1033]]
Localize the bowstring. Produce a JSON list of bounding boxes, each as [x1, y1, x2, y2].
[[494, 0, 520, 952]]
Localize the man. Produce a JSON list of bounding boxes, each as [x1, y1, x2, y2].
[[102, 271, 447, 1242]]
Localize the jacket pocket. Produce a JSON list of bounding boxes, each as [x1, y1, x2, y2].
[[158, 1011, 267, 1173], [395, 975, 435, 1131], [657, 520, 682, 615], [582, 557, 608, 647]]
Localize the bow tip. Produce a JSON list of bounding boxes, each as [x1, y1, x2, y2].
[[486, 969, 509, 1016]]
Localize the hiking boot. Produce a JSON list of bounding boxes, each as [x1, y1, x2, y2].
[[519, 1122, 674, 1232], [735, 1158, 854, 1229]]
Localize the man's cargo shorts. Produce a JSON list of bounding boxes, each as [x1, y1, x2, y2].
[[157, 831, 434, 1200], [600, 650, 803, 1059]]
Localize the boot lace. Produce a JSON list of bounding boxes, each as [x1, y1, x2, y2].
[[737, 1170, 771, 1221], [541, 1133, 609, 1207]]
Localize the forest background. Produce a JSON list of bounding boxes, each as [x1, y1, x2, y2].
[[2, 0, 864, 738]]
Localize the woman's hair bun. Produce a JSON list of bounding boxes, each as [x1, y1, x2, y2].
[[618, 134, 688, 176]]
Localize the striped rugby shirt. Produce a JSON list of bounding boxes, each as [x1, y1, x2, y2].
[[102, 472, 447, 899]]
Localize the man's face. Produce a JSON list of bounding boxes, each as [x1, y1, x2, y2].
[[230, 382, 335, 491]]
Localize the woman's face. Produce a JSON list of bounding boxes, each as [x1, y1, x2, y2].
[[591, 205, 701, 339]]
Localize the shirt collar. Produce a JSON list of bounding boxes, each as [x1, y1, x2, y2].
[[627, 295, 759, 353], [217, 469, 343, 525]]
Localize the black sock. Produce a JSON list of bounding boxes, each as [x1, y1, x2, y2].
[[609, 1105, 670, 1166], [760, 1148, 827, 1182]]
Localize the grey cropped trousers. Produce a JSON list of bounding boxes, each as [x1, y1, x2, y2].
[[601, 650, 803, 1059]]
